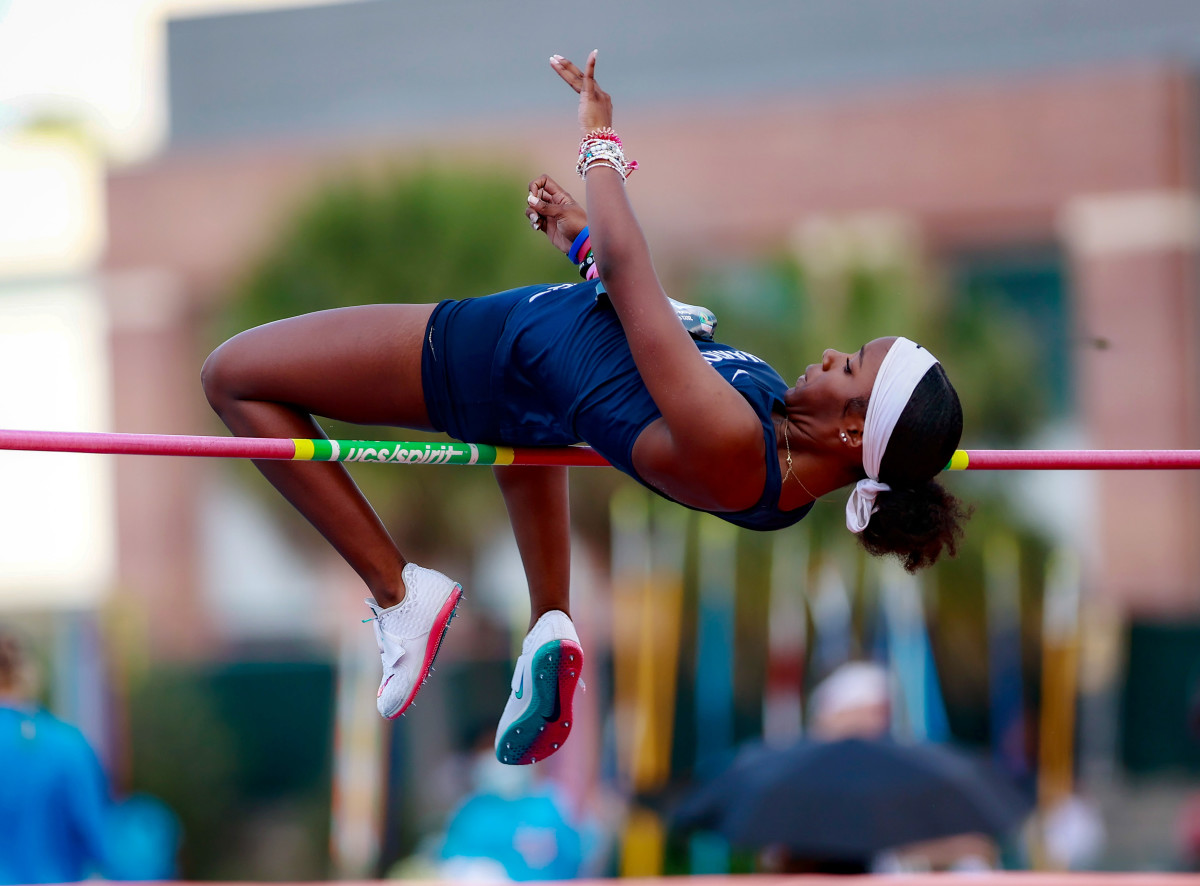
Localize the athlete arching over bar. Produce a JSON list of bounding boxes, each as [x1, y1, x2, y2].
[[202, 52, 967, 766]]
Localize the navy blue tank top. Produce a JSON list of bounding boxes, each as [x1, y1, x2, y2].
[[422, 280, 813, 531]]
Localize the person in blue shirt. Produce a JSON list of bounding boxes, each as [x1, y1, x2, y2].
[[0, 628, 114, 884], [202, 53, 967, 766]]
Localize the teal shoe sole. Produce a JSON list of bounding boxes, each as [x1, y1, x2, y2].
[[495, 639, 583, 765]]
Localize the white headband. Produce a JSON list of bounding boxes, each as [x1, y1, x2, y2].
[[845, 337, 939, 534]]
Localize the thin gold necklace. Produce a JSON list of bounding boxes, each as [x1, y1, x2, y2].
[[780, 417, 830, 503]]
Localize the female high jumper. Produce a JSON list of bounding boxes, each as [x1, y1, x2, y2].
[[202, 52, 967, 766]]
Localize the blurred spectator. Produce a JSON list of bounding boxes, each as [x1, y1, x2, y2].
[[808, 660, 892, 740], [758, 661, 892, 873], [0, 626, 179, 882], [438, 746, 587, 881], [105, 794, 181, 880], [0, 626, 114, 883], [804, 660, 1001, 873], [390, 732, 592, 881]]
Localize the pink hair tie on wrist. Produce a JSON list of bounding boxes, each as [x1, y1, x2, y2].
[[584, 126, 622, 146]]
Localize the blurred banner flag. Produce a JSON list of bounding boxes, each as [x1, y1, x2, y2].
[[330, 600, 385, 876], [986, 534, 1030, 775], [611, 490, 685, 876], [694, 515, 736, 772], [879, 561, 949, 743], [763, 528, 809, 746], [810, 560, 853, 683], [1038, 549, 1082, 810]]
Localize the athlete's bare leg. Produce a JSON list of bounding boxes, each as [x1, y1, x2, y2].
[[202, 304, 436, 607], [491, 464, 581, 766], [494, 465, 571, 628]]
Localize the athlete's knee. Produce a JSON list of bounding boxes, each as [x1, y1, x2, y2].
[[201, 339, 242, 411]]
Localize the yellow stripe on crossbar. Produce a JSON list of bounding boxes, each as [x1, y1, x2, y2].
[[493, 446, 515, 466], [292, 438, 315, 460], [949, 450, 969, 470]]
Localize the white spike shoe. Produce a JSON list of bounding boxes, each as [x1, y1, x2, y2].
[[495, 610, 583, 765], [364, 563, 463, 720]]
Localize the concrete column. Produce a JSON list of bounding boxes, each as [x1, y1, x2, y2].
[[1062, 191, 1200, 615], [105, 268, 214, 656]]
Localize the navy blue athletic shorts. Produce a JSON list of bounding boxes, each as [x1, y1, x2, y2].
[[420, 285, 534, 446], [420, 281, 659, 453]]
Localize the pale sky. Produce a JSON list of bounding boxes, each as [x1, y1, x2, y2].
[[0, 0, 354, 162]]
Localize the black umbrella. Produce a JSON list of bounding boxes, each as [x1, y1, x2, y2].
[[672, 741, 781, 832], [678, 737, 1031, 859]]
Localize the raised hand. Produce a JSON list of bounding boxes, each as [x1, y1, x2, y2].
[[526, 174, 587, 256], [549, 51, 612, 133]]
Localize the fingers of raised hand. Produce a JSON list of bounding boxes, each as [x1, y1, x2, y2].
[[549, 54, 587, 93], [583, 49, 597, 88]]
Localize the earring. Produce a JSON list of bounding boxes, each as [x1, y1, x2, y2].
[[840, 431, 849, 443]]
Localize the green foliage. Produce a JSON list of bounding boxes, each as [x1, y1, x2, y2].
[[686, 254, 1047, 444], [228, 164, 568, 331]]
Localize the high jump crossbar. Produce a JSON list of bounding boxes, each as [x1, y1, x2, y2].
[[3, 429, 1200, 471]]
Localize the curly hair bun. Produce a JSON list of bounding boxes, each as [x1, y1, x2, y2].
[[858, 479, 970, 572]]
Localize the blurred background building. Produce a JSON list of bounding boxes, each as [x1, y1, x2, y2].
[[3, 0, 1200, 877]]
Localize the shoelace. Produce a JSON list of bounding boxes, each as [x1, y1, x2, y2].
[[366, 615, 406, 668]]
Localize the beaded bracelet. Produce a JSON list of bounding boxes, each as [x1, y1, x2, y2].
[[578, 138, 626, 164], [576, 131, 638, 180], [577, 139, 621, 163], [581, 158, 629, 178], [578, 152, 638, 179]]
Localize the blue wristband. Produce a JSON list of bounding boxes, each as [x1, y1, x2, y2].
[[567, 226, 590, 264]]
